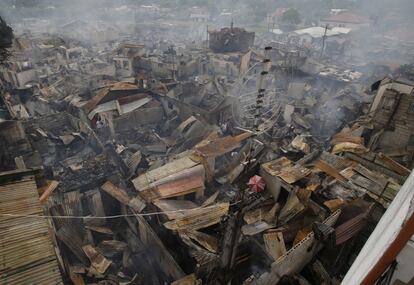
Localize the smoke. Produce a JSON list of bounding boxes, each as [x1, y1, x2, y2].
[[0, 0, 412, 73]]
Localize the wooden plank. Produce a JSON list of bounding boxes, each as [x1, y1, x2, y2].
[[354, 164, 388, 188], [101, 181, 130, 204], [100, 181, 146, 212], [376, 153, 410, 176], [82, 244, 111, 274], [39, 180, 59, 203], [314, 159, 346, 182], [186, 231, 218, 253]]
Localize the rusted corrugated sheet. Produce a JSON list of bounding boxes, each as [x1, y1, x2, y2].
[[83, 87, 110, 113], [376, 153, 410, 176], [83, 82, 139, 113], [194, 132, 252, 157], [138, 164, 205, 201], [332, 142, 368, 154], [331, 133, 364, 145], [263, 231, 287, 260], [262, 157, 311, 184], [164, 202, 229, 231], [132, 156, 199, 191], [335, 211, 369, 245], [154, 200, 198, 220], [0, 176, 63, 285], [314, 159, 346, 182]]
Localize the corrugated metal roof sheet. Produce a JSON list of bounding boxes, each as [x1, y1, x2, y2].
[[194, 132, 252, 157], [132, 156, 199, 191], [0, 176, 63, 285]]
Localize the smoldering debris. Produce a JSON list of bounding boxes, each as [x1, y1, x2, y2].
[[0, 1, 414, 285]]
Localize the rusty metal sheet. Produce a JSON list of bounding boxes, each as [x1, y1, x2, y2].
[[141, 172, 205, 202], [320, 151, 354, 171], [83, 82, 139, 114], [261, 157, 293, 176], [195, 132, 252, 157], [293, 227, 313, 245], [0, 175, 63, 285], [262, 157, 311, 184], [263, 231, 287, 260], [138, 165, 205, 201], [148, 164, 205, 190], [277, 166, 311, 184], [83, 87, 110, 113], [153, 200, 198, 220], [314, 159, 346, 182], [335, 211, 369, 245], [109, 82, 138, 91], [164, 202, 229, 231], [324, 198, 345, 212], [132, 156, 199, 191], [82, 244, 111, 274], [332, 142, 368, 154], [376, 152, 411, 176], [291, 135, 310, 154], [331, 132, 364, 145]]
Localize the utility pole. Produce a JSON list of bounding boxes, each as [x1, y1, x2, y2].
[[169, 45, 176, 81], [206, 24, 209, 51], [218, 46, 273, 285], [320, 24, 328, 58]]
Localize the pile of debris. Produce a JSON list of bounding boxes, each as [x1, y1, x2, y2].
[[0, 20, 413, 285]]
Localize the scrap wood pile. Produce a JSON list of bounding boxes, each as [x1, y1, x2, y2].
[[0, 22, 412, 285], [20, 104, 410, 285]]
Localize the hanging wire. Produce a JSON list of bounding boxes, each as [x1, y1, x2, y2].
[[0, 201, 241, 220]]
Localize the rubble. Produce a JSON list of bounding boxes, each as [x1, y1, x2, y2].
[[0, 4, 414, 285]]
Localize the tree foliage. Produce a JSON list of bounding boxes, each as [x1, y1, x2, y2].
[[281, 8, 301, 25], [0, 16, 13, 64]]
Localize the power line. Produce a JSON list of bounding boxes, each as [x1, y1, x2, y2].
[[0, 201, 241, 220]]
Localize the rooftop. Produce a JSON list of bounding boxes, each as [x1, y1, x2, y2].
[[321, 12, 370, 24]]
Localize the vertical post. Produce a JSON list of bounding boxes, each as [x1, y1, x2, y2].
[[218, 46, 273, 285], [320, 24, 328, 58], [206, 25, 209, 50]]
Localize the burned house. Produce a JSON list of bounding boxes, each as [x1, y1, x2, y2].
[[1, 3, 414, 284], [83, 82, 164, 140], [363, 77, 414, 168], [209, 26, 255, 53]]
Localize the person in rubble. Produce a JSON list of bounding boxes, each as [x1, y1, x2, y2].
[[91, 114, 100, 129], [96, 118, 104, 129]]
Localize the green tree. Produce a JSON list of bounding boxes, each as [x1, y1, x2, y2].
[[281, 8, 301, 25]]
